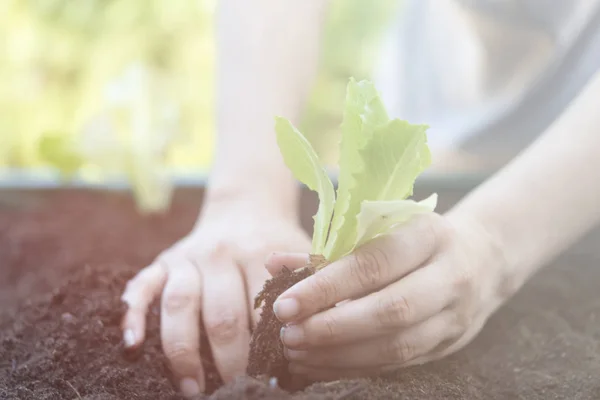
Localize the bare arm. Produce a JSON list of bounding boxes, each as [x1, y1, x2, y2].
[[259, 71, 600, 380], [208, 0, 328, 217], [452, 69, 600, 293], [121, 3, 329, 396]]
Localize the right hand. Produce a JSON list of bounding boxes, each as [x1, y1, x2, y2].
[[120, 191, 310, 397]]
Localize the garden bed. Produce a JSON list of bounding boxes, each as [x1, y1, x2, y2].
[[1, 187, 599, 399]]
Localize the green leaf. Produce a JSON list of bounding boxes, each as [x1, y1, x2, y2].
[[359, 120, 430, 199], [274, 78, 437, 267], [324, 118, 433, 260], [324, 78, 389, 258], [275, 116, 335, 254], [355, 194, 437, 248]]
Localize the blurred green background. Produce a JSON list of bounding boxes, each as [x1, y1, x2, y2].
[[0, 0, 399, 210]]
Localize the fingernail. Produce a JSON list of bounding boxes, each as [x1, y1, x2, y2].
[[284, 348, 307, 361], [280, 324, 305, 347], [273, 298, 300, 321], [180, 378, 200, 397], [123, 329, 136, 347]]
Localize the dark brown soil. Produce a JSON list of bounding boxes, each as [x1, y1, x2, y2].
[[1, 187, 600, 400], [247, 266, 314, 389], [0, 189, 223, 400]]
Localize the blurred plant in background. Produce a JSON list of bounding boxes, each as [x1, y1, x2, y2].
[[0, 0, 399, 212]]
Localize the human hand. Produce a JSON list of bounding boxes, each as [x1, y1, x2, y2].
[[266, 212, 510, 381], [120, 192, 310, 396]]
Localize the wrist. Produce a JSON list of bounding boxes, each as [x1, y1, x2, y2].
[[446, 207, 521, 302], [448, 196, 541, 302], [202, 167, 300, 220]]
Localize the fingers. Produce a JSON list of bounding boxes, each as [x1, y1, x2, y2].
[[274, 214, 444, 323], [264, 252, 309, 276], [281, 262, 454, 349], [123, 256, 208, 397], [285, 310, 459, 370], [121, 262, 167, 347], [202, 263, 251, 383], [402, 315, 487, 368], [160, 260, 204, 396]]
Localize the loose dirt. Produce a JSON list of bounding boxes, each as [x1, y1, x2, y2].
[[247, 265, 314, 390], [1, 188, 599, 399]]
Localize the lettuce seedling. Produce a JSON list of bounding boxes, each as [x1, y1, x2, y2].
[[276, 78, 437, 267], [247, 79, 437, 382]]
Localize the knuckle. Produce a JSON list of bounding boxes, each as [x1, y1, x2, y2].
[[156, 248, 179, 265], [453, 310, 473, 334], [314, 314, 339, 344], [386, 336, 416, 363], [204, 313, 242, 344], [309, 274, 339, 306], [164, 342, 198, 368], [170, 239, 235, 267], [350, 248, 388, 290], [204, 238, 256, 264], [205, 241, 232, 263], [123, 271, 147, 295], [430, 337, 457, 356], [124, 268, 158, 297], [163, 291, 196, 316], [420, 213, 450, 250], [238, 245, 271, 271], [121, 281, 136, 302], [375, 293, 413, 328], [452, 265, 476, 296], [123, 275, 139, 292]]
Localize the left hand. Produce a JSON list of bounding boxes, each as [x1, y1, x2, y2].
[[265, 211, 512, 381], [120, 192, 310, 395]]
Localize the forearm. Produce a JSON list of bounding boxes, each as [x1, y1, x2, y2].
[[451, 70, 600, 290], [208, 0, 328, 213]]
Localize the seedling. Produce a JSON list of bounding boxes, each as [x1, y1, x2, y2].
[[275, 78, 437, 267], [247, 78, 438, 385]]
